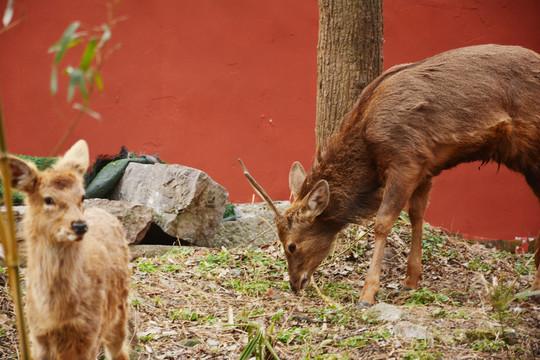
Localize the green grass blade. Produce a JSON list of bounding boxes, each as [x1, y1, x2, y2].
[[239, 331, 261, 360]]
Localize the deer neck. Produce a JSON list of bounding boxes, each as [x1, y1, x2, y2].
[[25, 230, 86, 297], [307, 134, 382, 228]]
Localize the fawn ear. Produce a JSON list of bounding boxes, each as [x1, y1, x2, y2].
[[300, 180, 329, 220], [7, 156, 38, 193], [289, 161, 306, 200], [54, 139, 89, 176]]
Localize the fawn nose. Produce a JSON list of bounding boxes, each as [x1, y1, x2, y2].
[[71, 221, 88, 236]]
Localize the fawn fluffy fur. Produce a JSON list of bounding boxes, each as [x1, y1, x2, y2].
[[9, 140, 130, 360]]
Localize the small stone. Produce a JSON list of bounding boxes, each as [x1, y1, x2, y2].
[[363, 302, 403, 323], [393, 321, 433, 342], [179, 338, 201, 347], [206, 339, 219, 347]]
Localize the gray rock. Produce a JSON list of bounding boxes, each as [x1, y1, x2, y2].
[[362, 302, 403, 323], [111, 163, 228, 247], [85, 198, 153, 244], [214, 202, 290, 248], [393, 321, 433, 342]]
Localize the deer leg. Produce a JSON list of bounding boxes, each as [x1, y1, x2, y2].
[[359, 174, 418, 306], [402, 178, 433, 290], [523, 173, 540, 296], [533, 231, 540, 296], [524, 171, 540, 295]]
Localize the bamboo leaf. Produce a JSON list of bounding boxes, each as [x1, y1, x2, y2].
[[78, 74, 88, 102], [94, 71, 104, 91], [50, 67, 58, 95], [66, 66, 83, 101], [80, 38, 98, 71], [52, 21, 80, 66], [73, 103, 101, 120], [2, 0, 14, 27], [98, 24, 111, 47]]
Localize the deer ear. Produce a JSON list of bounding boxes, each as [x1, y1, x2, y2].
[[7, 156, 38, 193], [300, 180, 329, 220], [53, 139, 89, 176], [289, 161, 306, 200]]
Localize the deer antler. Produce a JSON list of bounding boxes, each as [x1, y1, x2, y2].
[[238, 158, 282, 218]]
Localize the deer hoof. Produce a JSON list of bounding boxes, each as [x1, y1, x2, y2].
[[358, 301, 373, 308], [398, 285, 413, 291]]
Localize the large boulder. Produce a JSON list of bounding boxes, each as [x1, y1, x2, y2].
[[85, 198, 153, 244], [214, 202, 290, 248], [110, 163, 228, 247]]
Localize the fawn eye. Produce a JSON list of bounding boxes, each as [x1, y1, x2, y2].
[[44, 197, 55, 205], [288, 243, 296, 253]]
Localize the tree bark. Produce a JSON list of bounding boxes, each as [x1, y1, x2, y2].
[[316, 0, 383, 149]]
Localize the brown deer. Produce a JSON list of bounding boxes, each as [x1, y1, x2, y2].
[[8, 140, 130, 359], [241, 44, 540, 306]]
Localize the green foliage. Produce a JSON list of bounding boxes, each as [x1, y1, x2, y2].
[[223, 202, 236, 220], [168, 308, 218, 325], [514, 253, 535, 275], [405, 288, 453, 306], [232, 322, 280, 360], [137, 261, 156, 273], [402, 340, 442, 360], [307, 305, 360, 325], [466, 257, 495, 272], [49, 21, 112, 107], [471, 339, 506, 352]]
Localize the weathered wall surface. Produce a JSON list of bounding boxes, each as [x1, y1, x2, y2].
[[0, 0, 538, 240]]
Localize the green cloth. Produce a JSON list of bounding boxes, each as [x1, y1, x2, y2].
[[85, 157, 154, 198]]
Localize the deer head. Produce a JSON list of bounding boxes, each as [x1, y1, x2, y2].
[[9, 140, 90, 243], [240, 159, 336, 292]]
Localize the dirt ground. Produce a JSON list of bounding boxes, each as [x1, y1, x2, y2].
[[0, 214, 539, 359]]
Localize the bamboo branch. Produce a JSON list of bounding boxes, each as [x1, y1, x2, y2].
[[0, 92, 32, 360]]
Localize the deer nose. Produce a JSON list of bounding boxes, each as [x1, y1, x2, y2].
[[289, 280, 299, 294], [71, 221, 88, 235]]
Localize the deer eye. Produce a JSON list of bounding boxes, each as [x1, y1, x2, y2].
[[288, 243, 297, 253], [44, 197, 55, 205]]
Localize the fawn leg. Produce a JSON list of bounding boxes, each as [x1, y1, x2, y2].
[[359, 170, 419, 306], [53, 325, 100, 360], [402, 178, 433, 290], [31, 334, 55, 360], [104, 314, 129, 360]]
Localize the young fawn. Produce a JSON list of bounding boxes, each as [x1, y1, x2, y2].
[[8, 140, 130, 359]]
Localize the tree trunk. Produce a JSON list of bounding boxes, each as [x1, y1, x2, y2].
[[316, 0, 383, 149]]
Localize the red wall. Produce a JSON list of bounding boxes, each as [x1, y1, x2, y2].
[[0, 0, 538, 241]]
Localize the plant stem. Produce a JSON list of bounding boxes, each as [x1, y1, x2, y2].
[[0, 92, 32, 359]]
